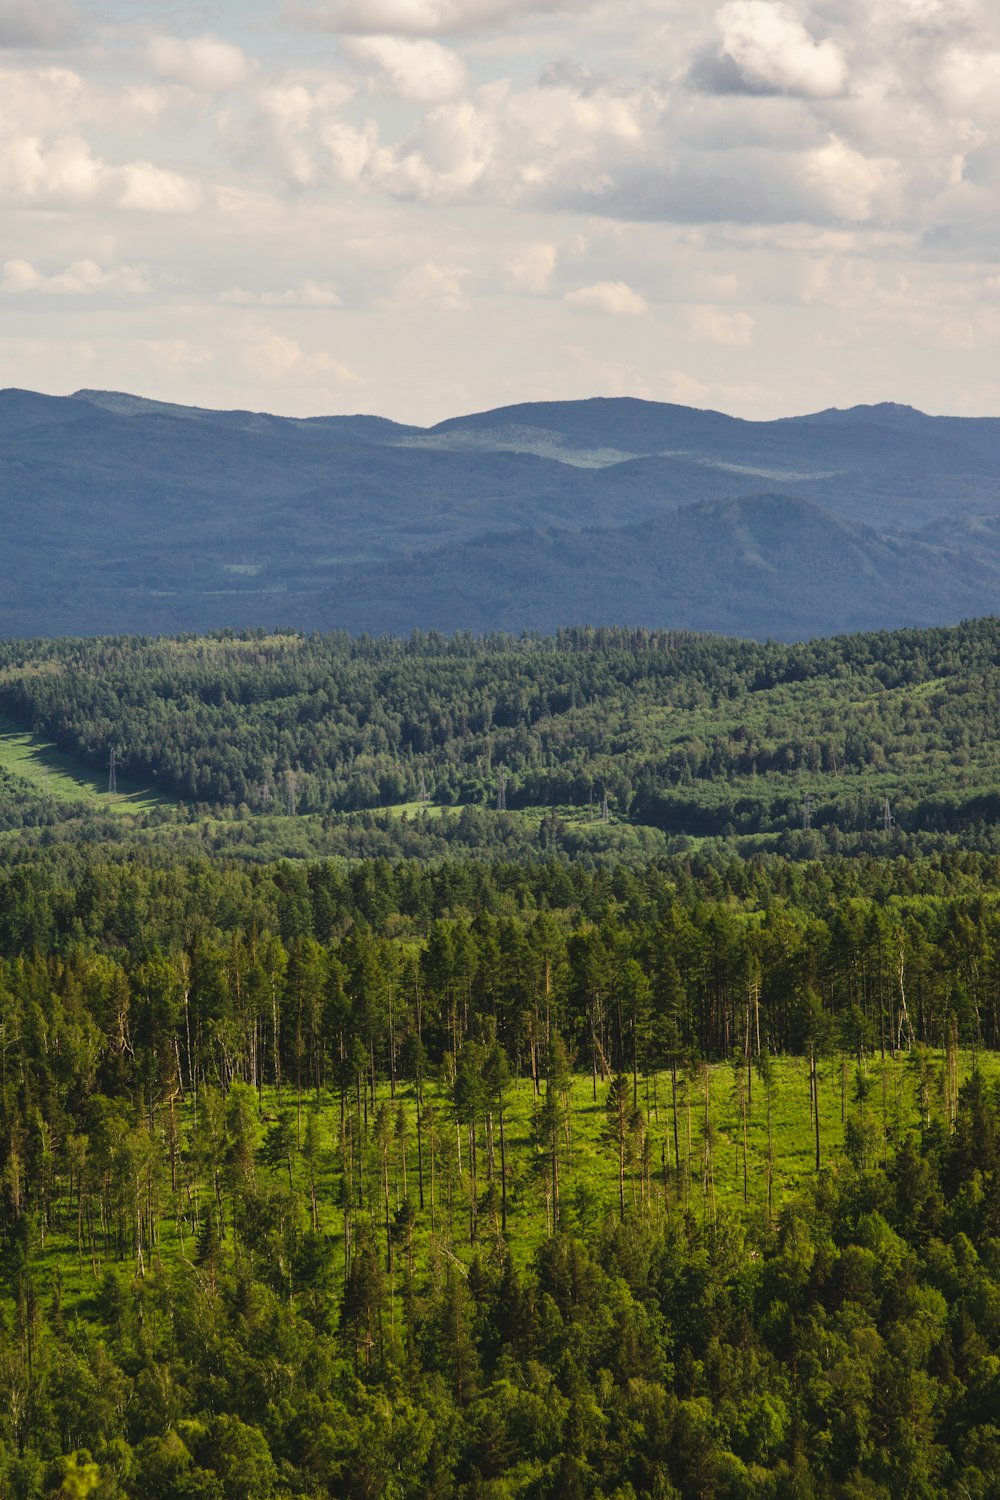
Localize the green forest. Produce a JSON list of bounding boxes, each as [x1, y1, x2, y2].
[[1, 619, 1000, 866], [2, 848, 1000, 1497], [5, 621, 1000, 1496]]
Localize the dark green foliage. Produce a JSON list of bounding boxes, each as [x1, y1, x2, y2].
[[5, 618, 1000, 861], [3, 606, 1000, 1493], [0, 849, 1000, 1493]]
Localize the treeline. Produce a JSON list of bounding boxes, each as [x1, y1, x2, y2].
[[4, 848, 1000, 1156], [2, 619, 1000, 839]]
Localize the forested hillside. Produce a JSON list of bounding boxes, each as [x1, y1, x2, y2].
[[5, 623, 1000, 1495], [4, 849, 1000, 1495], [1, 619, 1000, 859]]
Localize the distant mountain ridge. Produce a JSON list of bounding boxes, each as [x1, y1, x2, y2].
[[0, 386, 999, 640]]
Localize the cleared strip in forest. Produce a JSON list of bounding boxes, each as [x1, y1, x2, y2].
[[0, 715, 171, 813]]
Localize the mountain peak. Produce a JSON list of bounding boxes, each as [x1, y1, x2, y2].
[[794, 400, 928, 427]]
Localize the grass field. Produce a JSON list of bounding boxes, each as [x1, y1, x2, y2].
[[379, 800, 463, 819], [24, 1048, 997, 1321], [377, 801, 615, 824], [0, 715, 169, 813]]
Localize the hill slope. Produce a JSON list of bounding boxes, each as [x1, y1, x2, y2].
[[326, 494, 1000, 639], [1, 616, 1000, 855], [2, 388, 1000, 637]]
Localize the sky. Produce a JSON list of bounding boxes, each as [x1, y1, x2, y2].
[[1, 0, 999, 424]]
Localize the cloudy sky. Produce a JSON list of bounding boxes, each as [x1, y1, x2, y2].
[[1, 0, 998, 423]]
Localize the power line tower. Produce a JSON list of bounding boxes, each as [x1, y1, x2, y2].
[[588, 785, 594, 822], [285, 769, 297, 817], [602, 788, 610, 824], [419, 770, 428, 805], [107, 747, 119, 800], [802, 793, 813, 831], [882, 797, 893, 832], [496, 765, 507, 812]]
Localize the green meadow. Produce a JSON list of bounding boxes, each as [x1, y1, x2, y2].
[[0, 716, 168, 814]]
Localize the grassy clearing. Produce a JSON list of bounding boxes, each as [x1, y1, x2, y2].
[[0, 715, 169, 814], [377, 800, 463, 819], [26, 1049, 1000, 1321]]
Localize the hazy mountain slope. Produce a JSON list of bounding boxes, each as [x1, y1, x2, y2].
[[324, 494, 1000, 640], [914, 512, 1000, 561], [55, 388, 1000, 533], [2, 387, 1000, 637], [422, 397, 1000, 527]]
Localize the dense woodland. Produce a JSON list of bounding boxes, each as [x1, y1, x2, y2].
[[1, 849, 1000, 1495], [5, 621, 1000, 1495], [2, 620, 1000, 854]]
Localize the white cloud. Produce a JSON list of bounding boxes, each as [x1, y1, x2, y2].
[[342, 35, 466, 101], [658, 367, 769, 411], [362, 99, 495, 198], [517, 73, 648, 148], [118, 85, 173, 128], [390, 259, 471, 308], [251, 83, 319, 184], [222, 281, 342, 306], [289, 0, 577, 38], [309, 352, 364, 381], [937, 48, 1000, 115], [687, 303, 754, 345], [147, 34, 251, 93], [803, 137, 899, 221], [244, 333, 310, 378], [714, 1, 848, 98], [0, 65, 161, 133], [242, 331, 361, 381], [0, 128, 203, 214], [505, 241, 557, 292], [0, 64, 87, 127], [2, 258, 148, 294], [0, 133, 104, 203], [118, 162, 202, 213], [145, 339, 214, 373], [238, 79, 356, 185], [565, 280, 647, 314], [323, 118, 379, 181], [310, 75, 659, 207]]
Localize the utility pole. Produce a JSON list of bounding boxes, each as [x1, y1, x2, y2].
[[496, 764, 507, 812]]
